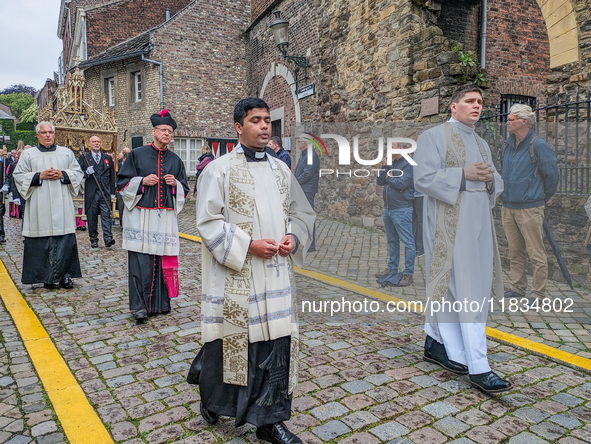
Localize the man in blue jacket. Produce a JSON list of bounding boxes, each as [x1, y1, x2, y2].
[[501, 104, 559, 302], [295, 136, 320, 251], [376, 148, 415, 286]]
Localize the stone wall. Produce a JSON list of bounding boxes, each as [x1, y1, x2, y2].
[[546, 0, 591, 94]]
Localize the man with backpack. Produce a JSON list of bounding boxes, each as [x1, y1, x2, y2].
[[501, 104, 559, 303]]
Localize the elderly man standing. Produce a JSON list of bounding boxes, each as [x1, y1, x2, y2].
[[14, 122, 84, 289], [79, 135, 116, 248], [117, 110, 189, 323], [501, 104, 559, 303], [414, 84, 511, 394], [195, 97, 314, 444], [295, 136, 320, 252]]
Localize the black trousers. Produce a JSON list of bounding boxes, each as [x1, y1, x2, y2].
[[197, 337, 292, 427], [128, 251, 171, 314], [412, 196, 424, 254], [87, 193, 113, 244]]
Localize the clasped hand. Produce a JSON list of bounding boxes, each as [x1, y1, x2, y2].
[[39, 168, 63, 181], [142, 174, 177, 186], [464, 162, 494, 182], [248, 235, 293, 259]]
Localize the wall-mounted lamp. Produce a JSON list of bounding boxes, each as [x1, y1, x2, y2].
[[269, 9, 308, 88]]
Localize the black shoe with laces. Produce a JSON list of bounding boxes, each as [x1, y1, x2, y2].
[[105, 239, 116, 247], [423, 335, 469, 375], [470, 371, 513, 394], [60, 277, 74, 289], [256, 422, 302, 444]]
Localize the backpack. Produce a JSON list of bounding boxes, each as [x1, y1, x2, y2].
[[500, 135, 541, 176]]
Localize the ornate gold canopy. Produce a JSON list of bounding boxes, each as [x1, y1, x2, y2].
[[38, 57, 117, 154]]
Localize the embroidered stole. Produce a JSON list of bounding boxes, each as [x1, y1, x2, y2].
[[427, 123, 503, 304], [222, 147, 300, 393]]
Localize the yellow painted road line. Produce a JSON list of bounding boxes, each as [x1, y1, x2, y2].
[[0, 260, 114, 444], [179, 231, 591, 372]]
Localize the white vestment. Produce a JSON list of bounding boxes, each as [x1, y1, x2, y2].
[[414, 118, 503, 374], [119, 176, 185, 256], [14, 145, 84, 237], [197, 150, 315, 345]]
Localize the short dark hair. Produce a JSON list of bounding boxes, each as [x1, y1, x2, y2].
[[234, 97, 269, 125], [450, 84, 483, 105], [269, 136, 282, 148]]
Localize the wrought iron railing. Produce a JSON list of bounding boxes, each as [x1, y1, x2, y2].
[[477, 89, 591, 195]]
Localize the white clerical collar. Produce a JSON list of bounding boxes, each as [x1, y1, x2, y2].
[[449, 117, 475, 134]]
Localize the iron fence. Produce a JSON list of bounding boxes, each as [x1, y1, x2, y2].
[[477, 89, 591, 195]]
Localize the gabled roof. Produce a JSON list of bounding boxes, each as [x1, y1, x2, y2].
[[78, 30, 152, 69], [0, 109, 15, 120]]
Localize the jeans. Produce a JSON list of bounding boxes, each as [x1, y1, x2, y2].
[[383, 206, 415, 275], [412, 196, 424, 254]]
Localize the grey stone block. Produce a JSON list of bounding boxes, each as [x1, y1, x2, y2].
[[422, 402, 460, 418], [31, 421, 58, 437], [433, 417, 470, 437], [154, 374, 185, 387], [106, 375, 135, 388], [548, 414, 582, 429], [508, 431, 550, 444], [409, 375, 440, 387], [341, 380, 375, 394], [513, 407, 550, 424], [369, 421, 410, 441], [378, 348, 405, 358], [551, 393, 583, 407], [529, 422, 566, 441], [312, 420, 351, 441], [341, 411, 379, 429], [310, 402, 349, 421]]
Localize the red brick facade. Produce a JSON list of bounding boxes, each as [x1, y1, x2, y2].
[[86, 0, 192, 58]]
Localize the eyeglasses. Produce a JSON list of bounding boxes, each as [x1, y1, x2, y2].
[[38, 131, 55, 135], [156, 128, 173, 135]]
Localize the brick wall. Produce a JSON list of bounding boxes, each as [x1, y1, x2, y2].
[[151, 0, 251, 142], [86, 0, 192, 57], [437, 0, 480, 52], [251, 0, 275, 24], [84, 55, 160, 151], [484, 0, 550, 106]]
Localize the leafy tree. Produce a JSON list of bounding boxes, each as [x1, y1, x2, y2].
[[0, 84, 37, 95], [20, 103, 38, 124], [0, 93, 34, 119]]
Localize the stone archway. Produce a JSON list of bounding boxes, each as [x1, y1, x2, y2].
[[259, 62, 301, 123], [535, 0, 579, 67]]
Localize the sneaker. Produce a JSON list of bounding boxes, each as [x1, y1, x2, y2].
[[398, 274, 413, 286], [504, 289, 525, 299], [375, 268, 394, 278]]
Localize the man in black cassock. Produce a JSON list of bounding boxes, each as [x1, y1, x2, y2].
[[79, 135, 116, 248], [13, 122, 84, 289], [117, 110, 188, 322]]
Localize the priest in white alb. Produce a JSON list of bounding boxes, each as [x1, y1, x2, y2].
[[14, 121, 84, 289], [193, 98, 314, 444], [414, 84, 512, 394]]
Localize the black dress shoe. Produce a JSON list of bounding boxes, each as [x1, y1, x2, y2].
[[133, 309, 148, 323], [257, 422, 302, 444], [470, 371, 513, 394], [199, 402, 219, 425], [423, 335, 469, 375], [60, 277, 74, 289], [0, 236, 6, 243], [504, 289, 525, 299], [43, 283, 57, 289], [105, 239, 116, 247], [91, 242, 99, 248]]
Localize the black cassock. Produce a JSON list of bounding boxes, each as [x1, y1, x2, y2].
[[117, 144, 189, 314], [188, 146, 291, 428]]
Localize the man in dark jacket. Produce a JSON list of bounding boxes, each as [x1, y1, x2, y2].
[[376, 149, 415, 286], [79, 135, 116, 248], [501, 104, 559, 302], [268, 136, 291, 169], [295, 136, 320, 251]]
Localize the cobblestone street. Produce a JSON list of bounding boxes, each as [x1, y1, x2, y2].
[[0, 204, 590, 443]]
